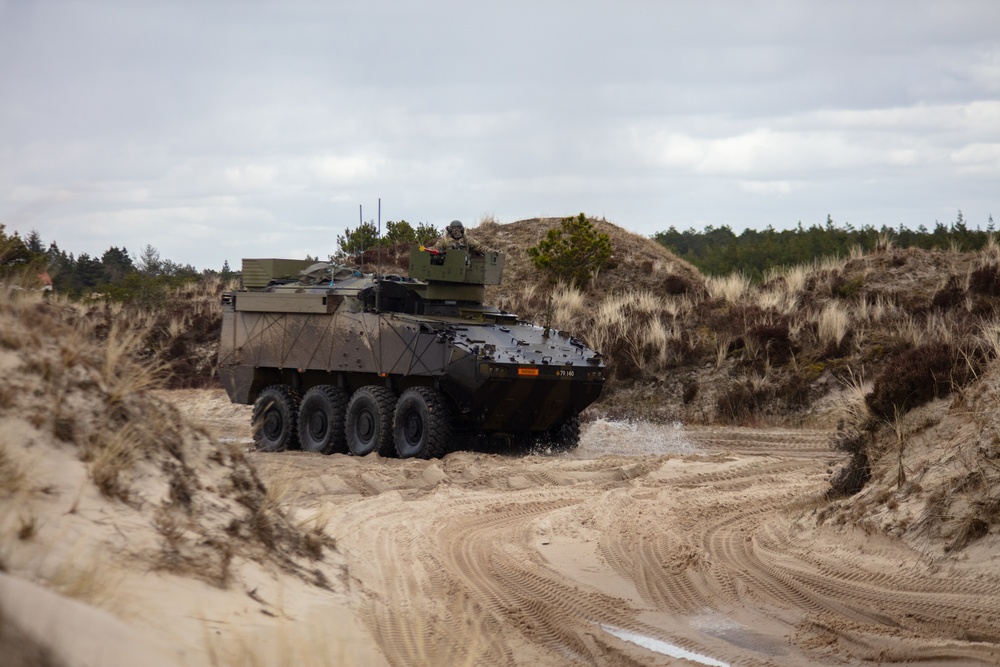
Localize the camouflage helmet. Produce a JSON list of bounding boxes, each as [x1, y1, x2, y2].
[[447, 220, 465, 231]]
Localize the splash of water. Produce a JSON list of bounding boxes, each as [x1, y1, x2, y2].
[[577, 419, 698, 457]]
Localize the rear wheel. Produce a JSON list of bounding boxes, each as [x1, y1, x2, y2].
[[346, 386, 396, 457], [298, 385, 348, 454], [252, 385, 300, 452], [393, 387, 451, 459]]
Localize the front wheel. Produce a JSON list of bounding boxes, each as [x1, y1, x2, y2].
[[298, 385, 348, 454], [345, 386, 396, 457], [393, 387, 451, 459], [548, 414, 581, 452], [252, 385, 300, 452]]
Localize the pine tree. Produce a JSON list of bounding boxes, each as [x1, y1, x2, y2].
[[527, 213, 613, 288], [26, 230, 44, 253], [101, 246, 134, 283], [384, 220, 417, 245], [336, 220, 380, 258], [138, 244, 162, 276]]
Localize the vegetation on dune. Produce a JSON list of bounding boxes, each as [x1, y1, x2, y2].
[[0, 282, 331, 590], [1, 225, 235, 387]]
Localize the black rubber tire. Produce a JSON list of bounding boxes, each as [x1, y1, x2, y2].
[[345, 386, 396, 457], [548, 413, 581, 452], [251, 385, 301, 452], [298, 385, 348, 454], [393, 387, 451, 459]]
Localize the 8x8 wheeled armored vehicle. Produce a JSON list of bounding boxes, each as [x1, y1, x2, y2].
[[218, 247, 606, 458]]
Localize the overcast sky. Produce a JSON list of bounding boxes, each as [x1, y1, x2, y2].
[[2, 0, 998, 270]]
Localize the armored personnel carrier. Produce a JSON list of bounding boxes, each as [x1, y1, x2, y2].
[[218, 246, 606, 458]]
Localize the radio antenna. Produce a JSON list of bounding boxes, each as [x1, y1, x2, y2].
[[375, 198, 382, 312], [357, 204, 364, 269]]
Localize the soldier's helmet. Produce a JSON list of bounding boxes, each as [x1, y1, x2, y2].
[[447, 220, 465, 237]]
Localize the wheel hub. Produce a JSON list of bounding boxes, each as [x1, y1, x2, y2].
[[264, 412, 282, 439], [358, 411, 375, 442], [309, 411, 327, 438], [404, 412, 423, 442]]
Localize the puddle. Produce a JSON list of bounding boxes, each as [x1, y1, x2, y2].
[[692, 614, 788, 656], [578, 420, 698, 457], [601, 625, 730, 667]]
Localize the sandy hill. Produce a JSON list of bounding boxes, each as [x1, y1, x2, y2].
[[0, 287, 381, 666], [470, 216, 705, 299]]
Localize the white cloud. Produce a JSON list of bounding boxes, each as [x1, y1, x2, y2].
[[802, 101, 1000, 136], [223, 163, 277, 190], [628, 99, 1000, 178], [738, 180, 803, 195], [311, 154, 384, 186], [639, 127, 898, 175]]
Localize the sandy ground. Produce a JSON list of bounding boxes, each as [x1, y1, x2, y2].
[[5, 388, 1000, 666]]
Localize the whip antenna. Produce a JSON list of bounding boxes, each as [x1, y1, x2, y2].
[[375, 198, 382, 312]]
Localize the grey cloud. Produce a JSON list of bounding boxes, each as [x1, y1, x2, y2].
[[1, 0, 997, 270]]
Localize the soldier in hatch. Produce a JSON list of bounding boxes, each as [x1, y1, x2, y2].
[[430, 220, 489, 255]]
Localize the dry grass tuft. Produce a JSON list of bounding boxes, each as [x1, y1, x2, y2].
[[706, 273, 750, 304], [86, 425, 139, 501], [839, 368, 873, 426], [755, 288, 799, 315], [576, 290, 694, 378], [551, 283, 586, 329], [102, 321, 168, 403], [817, 302, 850, 352], [853, 295, 892, 324]]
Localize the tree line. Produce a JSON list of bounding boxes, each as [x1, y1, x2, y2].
[[0, 219, 445, 301], [654, 211, 996, 280], [0, 224, 226, 303]]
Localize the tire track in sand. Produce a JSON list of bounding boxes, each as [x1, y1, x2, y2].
[[249, 421, 1000, 666]]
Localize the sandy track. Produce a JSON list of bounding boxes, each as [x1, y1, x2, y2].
[[179, 389, 1000, 666]]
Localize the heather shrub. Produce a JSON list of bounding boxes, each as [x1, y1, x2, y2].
[[747, 321, 794, 365], [831, 273, 864, 299], [969, 262, 1000, 296], [662, 273, 693, 295], [716, 382, 771, 423], [932, 275, 966, 309], [865, 343, 956, 420]]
